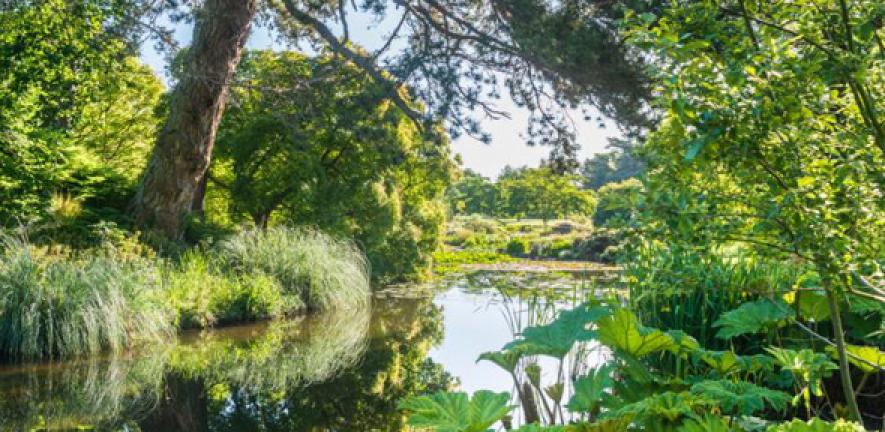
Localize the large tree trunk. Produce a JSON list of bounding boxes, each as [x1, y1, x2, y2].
[[132, 0, 257, 238]]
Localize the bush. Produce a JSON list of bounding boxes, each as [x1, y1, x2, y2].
[[505, 237, 531, 257], [0, 237, 173, 360], [571, 228, 626, 263], [216, 227, 371, 312]]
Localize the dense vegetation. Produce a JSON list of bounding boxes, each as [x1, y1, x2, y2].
[[400, 0, 885, 429], [0, 0, 883, 430]]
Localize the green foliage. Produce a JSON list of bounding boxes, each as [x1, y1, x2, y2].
[[597, 308, 675, 358], [432, 248, 515, 274], [580, 139, 644, 191], [0, 237, 173, 360], [399, 390, 514, 432], [0, 0, 163, 225], [506, 303, 610, 358], [164, 251, 295, 328], [447, 167, 596, 222], [766, 418, 866, 432], [592, 178, 643, 227], [567, 364, 615, 414], [211, 50, 454, 283], [766, 348, 837, 407], [713, 299, 792, 339], [215, 227, 370, 312], [689, 380, 790, 416], [841, 344, 885, 374], [628, 246, 802, 351]]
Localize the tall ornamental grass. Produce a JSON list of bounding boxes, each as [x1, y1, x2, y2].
[[216, 227, 371, 312], [0, 237, 173, 361]]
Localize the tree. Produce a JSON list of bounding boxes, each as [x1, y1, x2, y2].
[[580, 138, 645, 190], [0, 1, 164, 225], [446, 170, 499, 216], [132, 0, 257, 238], [630, 0, 883, 421], [498, 167, 595, 222], [127, 0, 658, 236], [209, 50, 455, 282]]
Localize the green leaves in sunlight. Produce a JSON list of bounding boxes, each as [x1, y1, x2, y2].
[[597, 308, 675, 358], [841, 344, 885, 374], [566, 364, 615, 413], [505, 303, 610, 358], [690, 380, 790, 416], [766, 348, 837, 405], [477, 349, 523, 373], [766, 418, 866, 432], [678, 415, 733, 432], [713, 299, 791, 339], [399, 390, 514, 432], [699, 351, 775, 376]]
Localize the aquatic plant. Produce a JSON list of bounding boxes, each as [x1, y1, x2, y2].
[[216, 227, 370, 312], [0, 236, 173, 360]]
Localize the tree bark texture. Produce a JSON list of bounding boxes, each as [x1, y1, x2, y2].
[[132, 0, 257, 237]]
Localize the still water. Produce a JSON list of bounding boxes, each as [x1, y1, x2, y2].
[[0, 271, 614, 431]]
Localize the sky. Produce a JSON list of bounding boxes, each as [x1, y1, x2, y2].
[[139, 10, 620, 179]]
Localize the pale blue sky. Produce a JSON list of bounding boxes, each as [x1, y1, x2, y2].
[[139, 11, 619, 178]]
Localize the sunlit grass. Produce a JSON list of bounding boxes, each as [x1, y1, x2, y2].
[[216, 227, 371, 312], [0, 236, 174, 361]]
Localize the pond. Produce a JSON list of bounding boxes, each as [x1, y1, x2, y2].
[[0, 270, 617, 431]]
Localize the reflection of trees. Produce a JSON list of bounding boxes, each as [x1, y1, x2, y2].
[[201, 297, 454, 431], [0, 349, 167, 431], [0, 296, 452, 432]]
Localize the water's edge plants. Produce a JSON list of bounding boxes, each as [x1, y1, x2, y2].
[[0, 226, 371, 361]]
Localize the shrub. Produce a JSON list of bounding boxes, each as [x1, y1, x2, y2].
[[458, 215, 501, 234], [216, 227, 370, 312], [0, 237, 173, 360], [504, 237, 531, 257]]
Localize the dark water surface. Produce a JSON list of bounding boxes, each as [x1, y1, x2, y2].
[[0, 271, 611, 431]]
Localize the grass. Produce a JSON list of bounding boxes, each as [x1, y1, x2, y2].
[[625, 244, 806, 351], [0, 226, 372, 361], [0, 236, 173, 361], [216, 227, 371, 312]]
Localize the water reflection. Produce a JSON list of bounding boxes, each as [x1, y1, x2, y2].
[[0, 271, 602, 431]]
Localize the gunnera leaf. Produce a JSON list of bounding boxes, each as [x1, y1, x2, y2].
[[399, 390, 514, 432], [713, 299, 791, 339]]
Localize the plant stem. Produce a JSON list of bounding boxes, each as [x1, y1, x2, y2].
[[821, 272, 862, 422]]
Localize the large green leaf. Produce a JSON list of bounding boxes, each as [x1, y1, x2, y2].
[[699, 350, 775, 376], [597, 308, 675, 357], [843, 344, 885, 374], [566, 364, 615, 413], [506, 304, 610, 358], [678, 415, 733, 432], [567, 418, 633, 431], [690, 380, 790, 416], [713, 299, 791, 339], [602, 391, 710, 425], [399, 390, 514, 432], [477, 348, 523, 373], [766, 418, 865, 431]]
